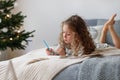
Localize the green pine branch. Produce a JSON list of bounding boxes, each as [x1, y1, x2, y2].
[[0, 0, 35, 51]]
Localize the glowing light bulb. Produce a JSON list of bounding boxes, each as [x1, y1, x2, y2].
[[17, 30, 20, 33], [6, 14, 10, 18], [10, 38, 13, 40]]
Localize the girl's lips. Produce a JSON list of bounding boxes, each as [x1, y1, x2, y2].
[[64, 39, 67, 42]]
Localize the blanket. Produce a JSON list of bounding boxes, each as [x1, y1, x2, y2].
[[54, 55, 120, 80], [0, 47, 120, 80], [17, 56, 89, 80], [17, 47, 120, 80], [0, 50, 89, 80], [77, 56, 120, 80], [54, 48, 120, 80]]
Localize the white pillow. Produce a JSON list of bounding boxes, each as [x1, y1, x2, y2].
[[88, 25, 103, 43]]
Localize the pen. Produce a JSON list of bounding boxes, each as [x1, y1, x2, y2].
[[43, 40, 50, 50]]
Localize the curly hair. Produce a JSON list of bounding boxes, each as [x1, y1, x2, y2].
[[59, 15, 96, 56]]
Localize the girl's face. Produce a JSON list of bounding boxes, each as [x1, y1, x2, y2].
[[62, 24, 75, 44]]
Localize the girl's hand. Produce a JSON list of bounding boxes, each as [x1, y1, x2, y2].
[[56, 47, 66, 56], [45, 48, 54, 55], [102, 14, 116, 32], [105, 14, 116, 26]]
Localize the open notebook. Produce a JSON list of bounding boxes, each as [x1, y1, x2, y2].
[[4, 60, 18, 80]]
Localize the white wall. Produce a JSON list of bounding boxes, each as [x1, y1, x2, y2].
[[13, 0, 120, 55]]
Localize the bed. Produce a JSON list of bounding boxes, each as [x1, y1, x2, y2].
[[0, 19, 120, 80], [0, 46, 120, 80]]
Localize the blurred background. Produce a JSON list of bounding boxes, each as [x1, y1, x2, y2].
[[7, 0, 120, 58]]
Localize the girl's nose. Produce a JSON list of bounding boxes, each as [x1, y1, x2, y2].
[[63, 33, 67, 38]]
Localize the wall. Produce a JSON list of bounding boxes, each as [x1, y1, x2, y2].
[[11, 0, 120, 57]]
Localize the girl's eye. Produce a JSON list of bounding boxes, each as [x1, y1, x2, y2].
[[62, 32, 71, 36], [67, 34, 71, 36]]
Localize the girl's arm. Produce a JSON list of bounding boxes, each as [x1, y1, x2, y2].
[[100, 14, 116, 43], [109, 25, 120, 48], [100, 24, 108, 43], [100, 14, 120, 49], [56, 47, 66, 56]]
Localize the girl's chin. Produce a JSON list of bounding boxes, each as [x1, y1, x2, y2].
[[64, 40, 71, 44]]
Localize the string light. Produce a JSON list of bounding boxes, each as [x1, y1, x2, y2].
[[5, 14, 11, 19], [17, 35, 19, 38], [0, 18, 1, 23], [6, 14, 10, 18], [17, 30, 21, 33], [20, 26, 23, 29], [10, 38, 13, 40]]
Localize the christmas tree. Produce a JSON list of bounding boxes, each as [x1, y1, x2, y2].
[[0, 0, 35, 51]]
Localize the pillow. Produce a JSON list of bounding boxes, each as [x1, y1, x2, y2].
[[97, 19, 108, 25], [88, 25, 103, 43], [85, 19, 97, 26]]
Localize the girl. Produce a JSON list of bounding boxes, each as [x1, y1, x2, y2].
[[100, 14, 120, 49], [46, 15, 96, 57]]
